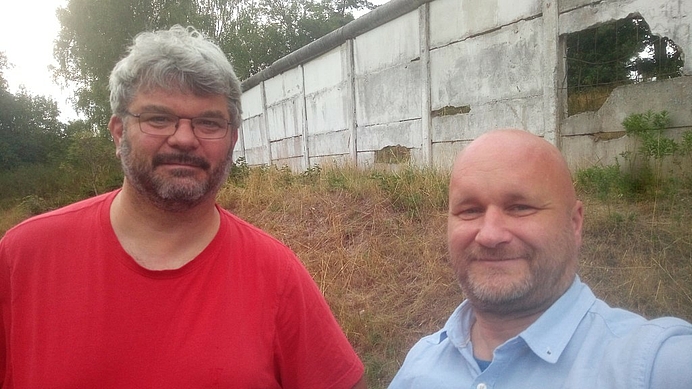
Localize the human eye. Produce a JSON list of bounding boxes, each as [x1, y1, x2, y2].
[[453, 206, 484, 220], [507, 204, 537, 216], [193, 117, 225, 133], [141, 113, 176, 128]]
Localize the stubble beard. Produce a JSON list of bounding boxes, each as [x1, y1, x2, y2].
[[452, 226, 578, 317], [119, 135, 233, 212]]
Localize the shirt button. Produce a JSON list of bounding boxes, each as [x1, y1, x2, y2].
[[477, 384, 487, 389]]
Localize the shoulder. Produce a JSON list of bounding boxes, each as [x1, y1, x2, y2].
[[216, 207, 308, 281], [586, 302, 692, 388], [217, 207, 298, 260], [1, 192, 115, 248], [646, 317, 692, 388]]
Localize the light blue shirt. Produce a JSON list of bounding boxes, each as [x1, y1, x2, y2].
[[389, 278, 692, 389]]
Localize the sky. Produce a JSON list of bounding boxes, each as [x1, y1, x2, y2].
[[0, 0, 388, 122], [0, 0, 76, 120]]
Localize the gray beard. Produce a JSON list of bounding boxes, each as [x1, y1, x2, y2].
[[119, 136, 232, 212]]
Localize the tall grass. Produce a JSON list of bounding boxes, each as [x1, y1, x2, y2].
[[2, 163, 691, 388], [218, 163, 692, 388]]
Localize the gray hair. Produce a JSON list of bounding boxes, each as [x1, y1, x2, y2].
[[109, 25, 242, 128]]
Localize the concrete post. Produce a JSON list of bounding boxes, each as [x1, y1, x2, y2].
[[542, 0, 561, 147]]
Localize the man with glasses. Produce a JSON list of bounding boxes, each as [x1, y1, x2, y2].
[[0, 25, 366, 389]]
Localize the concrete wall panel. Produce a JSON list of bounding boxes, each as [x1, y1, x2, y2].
[[354, 11, 420, 74], [430, 0, 542, 47], [271, 136, 303, 160], [304, 47, 345, 94], [306, 87, 348, 135], [266, 98, 304, 140], [244, 147, 267, 166], [559, 0, 692, 74], [241, 115, 264, 148], [357, 120, 422, 151], [241, 86, 263, 118], [431, 141, 469, 169], [430, 18, 543, 108], [432, 97, 543, 142], [309, 154, 353, 167], [562, 77, 692, 169], [356, 62, 422, 126], [309, 129, 351, 157], [264, 67, 304, 105], [273, 156, 304, 171]]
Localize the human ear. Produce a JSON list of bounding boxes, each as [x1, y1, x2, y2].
[[108, 115, 124, 157]]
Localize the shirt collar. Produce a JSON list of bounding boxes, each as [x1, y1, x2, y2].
[[433, 277, 596, 364], [519, 277, 596, 363], [439, 299, 475, 349]]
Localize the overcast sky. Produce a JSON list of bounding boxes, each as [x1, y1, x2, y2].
[[0, 0, 75, 120]]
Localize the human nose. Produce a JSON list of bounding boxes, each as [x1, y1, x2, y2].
[[474, 207, 512, 248], [167, 118, 200, 148]]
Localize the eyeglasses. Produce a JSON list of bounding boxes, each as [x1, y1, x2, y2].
[[126, 111, 231, 140]]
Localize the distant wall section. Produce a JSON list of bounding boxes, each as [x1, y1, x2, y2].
[[235, 0, 692, 172]]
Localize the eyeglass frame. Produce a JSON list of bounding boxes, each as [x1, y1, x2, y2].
[[125, 111, 233, 140]]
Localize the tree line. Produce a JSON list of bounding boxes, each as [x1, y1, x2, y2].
[[1, 5, 685, 208], [0, 0, 373, 208]]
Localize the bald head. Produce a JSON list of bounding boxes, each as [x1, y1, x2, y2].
[[452, 129, 577, 210]]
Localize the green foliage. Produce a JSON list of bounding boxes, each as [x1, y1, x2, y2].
[[575, 164, 626, 200], [0, 54, 67, 171], [621, 110, 692, 196], [0, 163, 67, 208], [229, 156, 251, 186], [369, 166, 448, 220], [60, 124, 123, 197], [576, 110, 692, 202], [0, 60, 122, 206], [54, 0, 212, 132], [565, 17, 683, 115], [18, 195, 52, 216], [567, 16, 683, 90], [622, 110, 675, 160], [680, 131, 692, 156], [300, 164, 323, 184]]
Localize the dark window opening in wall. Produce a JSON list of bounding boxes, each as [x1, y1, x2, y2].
[[565, 16, 684, 116]]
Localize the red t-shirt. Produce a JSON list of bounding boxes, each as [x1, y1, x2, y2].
[[0, 191, 363, 388]]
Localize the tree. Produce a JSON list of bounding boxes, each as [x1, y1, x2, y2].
[[53, 0, 373, 131], [566, 16, 683, 90], [53, 0, 210, 133], [0, 53, 66, 171], [565, 16, 684, 115]]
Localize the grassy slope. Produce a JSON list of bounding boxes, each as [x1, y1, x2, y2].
[[219, 165, 692, 388]]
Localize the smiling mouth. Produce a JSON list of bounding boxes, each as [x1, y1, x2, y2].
[[478, 257, 522, 261]]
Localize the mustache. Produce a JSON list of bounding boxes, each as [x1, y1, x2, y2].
[[462, 246, 532, 261], [152, 153, 211, 170]]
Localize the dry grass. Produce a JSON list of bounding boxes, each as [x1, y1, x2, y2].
[[2, 164, 691, 388], [219, 164, 692, 388]]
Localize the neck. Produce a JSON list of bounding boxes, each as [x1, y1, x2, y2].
[[470, 308, 544, 361], [110, 183, 221, 270]]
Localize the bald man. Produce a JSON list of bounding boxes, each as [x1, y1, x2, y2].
[[389, 129, 692, 389]]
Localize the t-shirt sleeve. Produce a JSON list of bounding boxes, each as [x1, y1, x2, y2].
[[273, 253, 364, 389], [0, 241, 7, 386]]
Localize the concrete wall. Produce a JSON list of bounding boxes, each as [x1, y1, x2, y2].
[[235, 0, 692, 172]]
